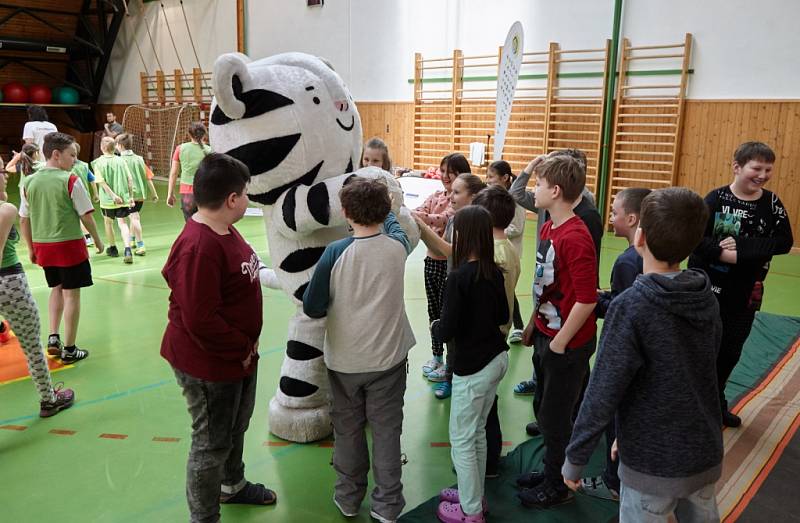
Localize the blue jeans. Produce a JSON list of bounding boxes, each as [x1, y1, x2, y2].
[[620, 483, 719, 523], [449, 351, 509, 515]]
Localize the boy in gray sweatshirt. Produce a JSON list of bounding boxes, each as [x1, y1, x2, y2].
[[562, 188, 724, 522]]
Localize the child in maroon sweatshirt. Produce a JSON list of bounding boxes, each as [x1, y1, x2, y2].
[[161, 153, 277, 522]]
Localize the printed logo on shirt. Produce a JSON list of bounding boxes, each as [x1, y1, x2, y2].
[[534, 238, 563, 330], [241, 252, 261, 283]]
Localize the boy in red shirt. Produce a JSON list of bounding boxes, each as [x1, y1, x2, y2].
[[161, 153, 277, 522], [517, 154, 598, 508]]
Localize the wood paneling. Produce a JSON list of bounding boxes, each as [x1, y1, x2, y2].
[[358, 102, 415, 169]]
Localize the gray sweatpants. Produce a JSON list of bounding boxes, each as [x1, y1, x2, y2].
[[174, 367, 258, 523], [328, 359, 407, 519]]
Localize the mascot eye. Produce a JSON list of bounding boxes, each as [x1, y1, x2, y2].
[[313, 97, 320, 105]]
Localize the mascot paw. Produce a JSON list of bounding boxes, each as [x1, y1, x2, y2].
[[259, 267, 281, 290], [268, 397, 332, 443]]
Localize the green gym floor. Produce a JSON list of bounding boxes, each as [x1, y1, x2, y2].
[[1, 177, 798, 523]]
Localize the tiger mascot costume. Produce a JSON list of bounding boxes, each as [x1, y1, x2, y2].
[[210, 52, 419, 443]]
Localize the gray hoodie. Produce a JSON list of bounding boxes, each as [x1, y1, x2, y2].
[[563, 269, 723, 497]]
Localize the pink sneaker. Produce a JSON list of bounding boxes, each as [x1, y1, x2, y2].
[[436, 501, 485, 523], [438, 489, 488, 514]]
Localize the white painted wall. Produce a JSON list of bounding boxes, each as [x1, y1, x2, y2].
[[99, 0, 237, 103], [100, 0, 800, 103]]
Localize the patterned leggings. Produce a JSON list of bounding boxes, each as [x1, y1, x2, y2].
[[181, 193, 197, 222], [424, 257, 448, 357], [0, 272, 55, 403]]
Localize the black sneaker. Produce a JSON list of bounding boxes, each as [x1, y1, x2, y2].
[[526, 422, 541, 437], [518, 480, 574, 509], [61, 346, 89, 364], [516, 470, 547, 489], [106, 245, 119, 257], [46, 334, 63, 356], [40, 384, 75, 417], [722, 410, 742, 428], [123, 247, 133, 264]]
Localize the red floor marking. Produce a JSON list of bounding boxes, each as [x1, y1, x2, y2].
[[263, 441, 291, 447], [49, 429, 76, 435], [152, 437, 180, 443], [317, 441, 334, 448], [99, 433, 128, 440], [0, 425, 27, 431], [430, 442, 451, 447]]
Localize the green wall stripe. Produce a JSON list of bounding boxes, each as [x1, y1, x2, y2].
[[407, 68, 694, 84]]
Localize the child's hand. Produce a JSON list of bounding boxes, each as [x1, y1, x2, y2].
[[113, 195, 123, 205], [563, 478, 581, 492], [29, 251, 37, 264], [93, 195, 100, 203], [522, 322, 535, 347], [549, 336, 566, 354], [611, 438, 619, 461], [524, 155, 547, 175], [719, 249, 737, 264], [719, 236, 736, 251], [167, 194, 176, 207], [95, 239, 104, 254], [152, 193, 160, 203]]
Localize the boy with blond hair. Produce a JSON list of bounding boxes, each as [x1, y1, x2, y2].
[[92, 136, 135, 263]]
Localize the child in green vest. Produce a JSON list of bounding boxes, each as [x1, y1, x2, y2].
[[19, 132, 103, 363], [116, 133, 158, 256], [92, 136, 135, 263], [71, 142, 99, 247], [0, 167, 76, 416], [167, 122, 212, 222]]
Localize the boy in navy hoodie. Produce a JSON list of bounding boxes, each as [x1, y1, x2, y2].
[[563, 188, 723, 522]]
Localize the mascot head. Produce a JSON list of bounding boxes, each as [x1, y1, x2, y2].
[[210, 52, 362, 206]]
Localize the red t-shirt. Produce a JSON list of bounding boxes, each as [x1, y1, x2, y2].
[[160, 219, 263, 381], [534, 215, 598, 348]]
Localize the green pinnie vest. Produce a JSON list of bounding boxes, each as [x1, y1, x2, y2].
[[1, 203, 20, 269], [92, 154, 133, 209], [120, 150, 149, 201], [179, 142, 212, 187], [21, 167, 84, 244], [71, 159, 92, 193]]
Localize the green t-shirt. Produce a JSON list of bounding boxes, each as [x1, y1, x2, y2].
[[1, 217, 20, 270], [179, 142, 212, 187], [92, 154, 133, 209], [120, 150, 149, 201], [71, 160, 92, 193], [20, 168, 83, 243]]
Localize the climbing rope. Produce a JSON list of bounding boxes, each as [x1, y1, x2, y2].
[[178, 0, 210, 93], [160, 1, 187, 75], [122, 0, 150, 76]]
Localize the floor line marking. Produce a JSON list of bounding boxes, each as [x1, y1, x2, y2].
[[49, 429, 76, 435], [99, 433, 128, 440]]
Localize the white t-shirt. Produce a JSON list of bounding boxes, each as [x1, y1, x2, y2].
[[22, 121, 58, 148]]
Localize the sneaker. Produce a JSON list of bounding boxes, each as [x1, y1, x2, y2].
[[722, 410, 742, 428], [427, 367, 448, 382], [123, 247, 133, 264], [106, 245, 119, 257], [518, 480, 574, 509], [40, 384, 75, 417], [434, 381, 452, 399], [422, 357, 443, 376], [134, 246, 146, 256], [516, 470, 547, 489], [46, 334, 63, 356], [84, 234, 94, 247], [580, 476, 619, 501], [508, 329, 524, 344], [60, 346, 89, 364], [333, 496, 358, 517], [437, 501, 485, 523], [0, 320, 13, 344], [514, 380, 536, 395], [369, 508, 397, 523], [525, 422, 541, 437]]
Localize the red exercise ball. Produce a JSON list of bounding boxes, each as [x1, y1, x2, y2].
[[2, 82, 29, 103], [29, 84, 52, 104]]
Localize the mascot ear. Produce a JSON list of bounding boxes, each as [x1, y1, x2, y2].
[[212, 53, 253, 121]]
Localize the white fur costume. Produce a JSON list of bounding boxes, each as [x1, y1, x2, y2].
[[210, 52, 418, 442]]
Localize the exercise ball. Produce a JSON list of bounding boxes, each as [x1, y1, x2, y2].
[[29, 84, 52, 104], [2, 82, 29, 103], [55, 86, 79, 104]]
